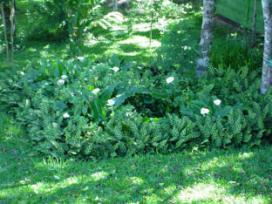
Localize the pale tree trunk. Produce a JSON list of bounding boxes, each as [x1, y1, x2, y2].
[[1, 2, 9, 60], [196, 0, 215, 77], [260, 0, 272, 94], [113, 0, 118, 10], [10, 0, 16, 61]]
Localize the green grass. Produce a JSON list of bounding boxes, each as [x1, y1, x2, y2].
[[0, 114, 271, 204], [1, 142, 272, 203]]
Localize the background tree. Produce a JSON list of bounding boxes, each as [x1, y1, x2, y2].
[[196, 0, 215, 77], [0, 0, 15, 62], [260, 0, 272, 94]]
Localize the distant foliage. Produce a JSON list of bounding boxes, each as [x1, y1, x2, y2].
[[156, 16, 201, 71], [210, 32, 263, 69], [157, 17, 262, 72], [25, 0, 100, 42], [1, 58, 272, 159]]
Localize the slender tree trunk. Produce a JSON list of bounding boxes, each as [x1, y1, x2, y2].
[[9, 0, 16, 61], [113, 0, 118, 10], [260, 0, 272, 94], [1, 2, 9, 60], [196, 0, 215, 77], [1, 0, 15, 62], [250, 0, 258, 47]]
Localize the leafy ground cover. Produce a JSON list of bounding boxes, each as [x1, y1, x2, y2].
[[0, 117, 272, 204]]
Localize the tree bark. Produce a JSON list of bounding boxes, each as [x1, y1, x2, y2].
[[1, 2, 9, 60], [1, 0, 15, 62], [113, 0, 118, 10], [250, 0, 258, 47], [260, 0, 272, 94], [196, 0, 215, 77]]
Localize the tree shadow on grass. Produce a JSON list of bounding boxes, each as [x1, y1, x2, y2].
[[1, 146, 272, 203]]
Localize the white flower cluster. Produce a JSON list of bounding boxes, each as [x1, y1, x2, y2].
[[111, 66, 120, 73], [213, 99, 221, 106], [63, 112, 70, 119], [200, 108, 210, 116], [57, 75, 68, 86], [200, 99, 222, 116], [107, 98, 116, 106], [107, 94, 123, 107], [92, 88, 100, 95], [166, 76, 175, 84]]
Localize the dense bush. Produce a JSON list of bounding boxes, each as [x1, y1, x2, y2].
[[25, 0, 101, 42], [1, 58, 272, 159]]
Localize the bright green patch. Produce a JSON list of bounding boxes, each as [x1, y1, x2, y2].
[[0, 135, 271, 203]]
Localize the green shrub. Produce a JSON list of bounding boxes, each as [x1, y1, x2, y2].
[[1, 58, 272, 160], [25, 0, 100, 42]]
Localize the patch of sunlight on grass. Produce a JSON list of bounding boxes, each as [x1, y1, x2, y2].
[[91, 171, 108, 181], [173, 183, 266, 204], [133, 23, 153, 33], [200, 156, 227, 170], [98, 12, 127, 32], [177, 183, 224, 202], [238, 152, 254, 160], [118, 35, 161, 49], [128, 177, 144, 185], [104, 11, 127, 24], [144, 194, 163, 203], [31, 182, 44, 194], [163, 184, 177, 195], [29, 176, 81, 194], [132, 19, 169, 33]]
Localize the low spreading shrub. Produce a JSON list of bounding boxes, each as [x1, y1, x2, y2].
[[1, 58, 272, 159]]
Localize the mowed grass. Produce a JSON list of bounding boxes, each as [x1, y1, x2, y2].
[[0, 114, 271, 204]]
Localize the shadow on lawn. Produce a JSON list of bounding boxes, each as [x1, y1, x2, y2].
[[1, 146, 272, 203]]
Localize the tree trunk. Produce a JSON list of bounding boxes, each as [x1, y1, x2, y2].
[[250, 0, 258, 47], [1, 0, 15, 62], [113, 0, 118, 10], [1, 2, 9, 60], [196, 0, 215, 77], [260, 0, 272, 94], [10, 0, 16, 61]]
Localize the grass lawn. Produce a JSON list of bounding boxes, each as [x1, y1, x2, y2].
[[0, 114, 272, 204]]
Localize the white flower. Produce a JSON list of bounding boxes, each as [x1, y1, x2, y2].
[[77, 56, 85, 61], [200, 108, 210, 116], [52, 122, 58, 128], [25, 99, 30, 106], [63, 112, 70, 119], [213, 99, 222, 106], [126, 112, 133, 117], [166, 76, 175, 84], [61, 75, 68, 80], [92, 88, 100, 95], [20, 71, 25, 76], [107, 98, 116, 106], [57, 79, 65, 86], [112, 66, 120, 72]]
